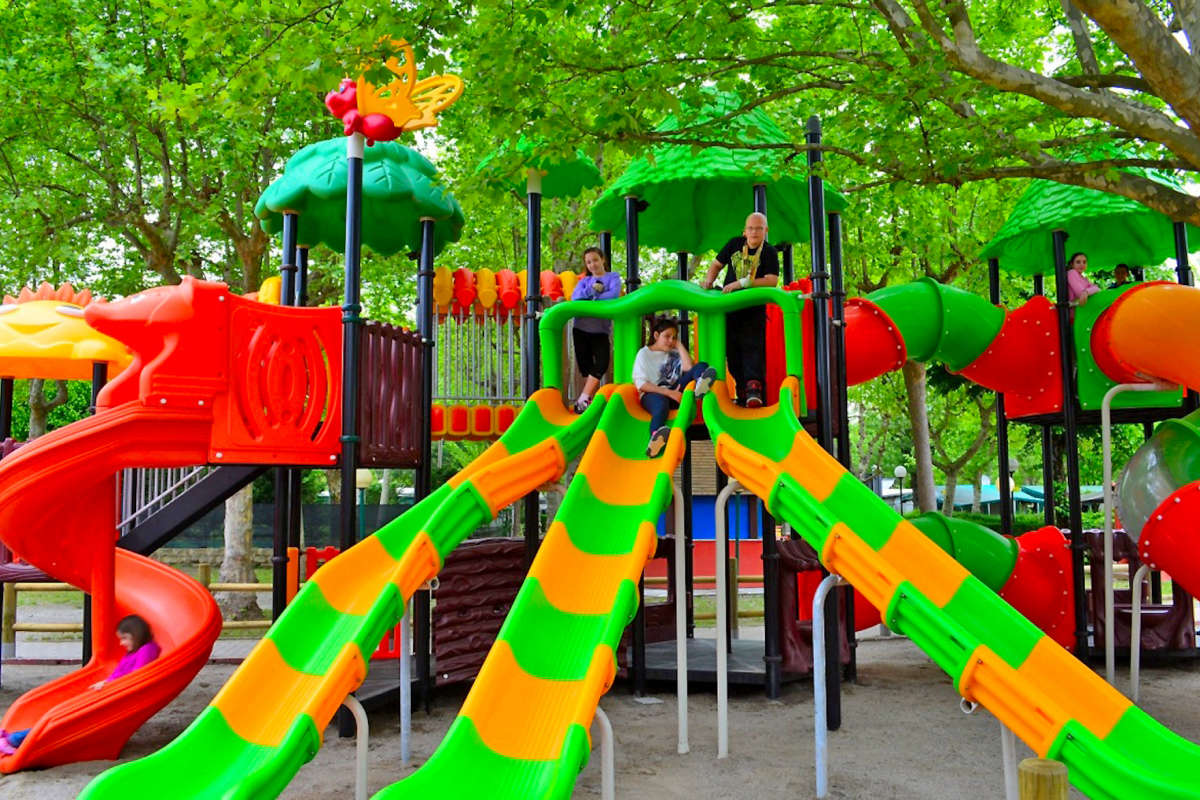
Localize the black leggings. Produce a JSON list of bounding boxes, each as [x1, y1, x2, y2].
[[726, 310, 766, 396], [573, 328, 611, 380]]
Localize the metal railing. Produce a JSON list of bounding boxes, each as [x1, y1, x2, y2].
[[118, 465, 213, 537]]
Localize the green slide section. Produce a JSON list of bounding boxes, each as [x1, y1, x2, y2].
[[80, 392, 606, 800], [375, 385, 696, 799], [703, 385, 1200, 799], [867, 278, 1004, 370], [908, 512, 1018, 592]]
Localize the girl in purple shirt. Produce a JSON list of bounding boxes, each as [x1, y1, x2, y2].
[[0, 614, 160, 754], [570, 247, 622, 413]]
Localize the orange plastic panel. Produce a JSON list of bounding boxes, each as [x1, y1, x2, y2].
[[433, 266, 453, 310], [470, 405, 495, 438], [539, 270, 563, 302], [559, 271, 581, 300], [1101, 282, 1200, 392], [497, 269, 521, 310], [877, 521, 970, 607], [1015, 637, 1129, 740], [452, 268, 477, 313], [475, 268, 498, 310]]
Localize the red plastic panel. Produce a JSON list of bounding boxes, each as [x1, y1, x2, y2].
[[844, 299, 906, 386], [1140, 481, 1200, 599], [446, 404, 470, 439], [452, 267, 476, 314], [470, 405, 495, 439], [539, 269, 563, 302], [431, 403, 447, 438], [495, 404, 517, 434], [998, 526, 1075, 651], [957, 296, 1063, 419]]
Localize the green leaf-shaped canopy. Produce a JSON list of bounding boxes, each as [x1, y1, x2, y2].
[[256, 138, 465, 257], [981, 168, 1200, 276], [590, 92, 846, 254], [476, 136, 602, 199]]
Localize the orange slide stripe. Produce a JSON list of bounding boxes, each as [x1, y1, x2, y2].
[[876, 521, 970, 608], [461, 640, 615, 760], [577, 432, 667, 506], [309, 533, 441, 614], [529, 521, 657, 615], [1014, 637, 1130, 740], [714, 432, 781, 503], [958, 643, 1068, 757], [470, 439, 566, 515], [212, 639, 366, 747], [447, 441, 510, 489], [820, 523, 903, 612], [776, 430, 845, 504]]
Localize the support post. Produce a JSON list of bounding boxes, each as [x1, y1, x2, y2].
[[415, 218, 438, 713], [1051, 230, 1089, 657], [1018, 758, 1068, 799], [599, 231, 613, 274], [624, 196, 642, 292], [990, 259, 1014, 536], [339, 134, 365, 552], [82, 361, 109, 664], [781, 243, 794, 285], [807, 115, 837, 719], [1173, 221, 1199, 410], [523, 171, 543, 567], [829, 210, 856, 682], [273, 213, 299, 619]]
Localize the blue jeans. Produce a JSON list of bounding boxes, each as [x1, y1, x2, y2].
[[640, 362, 709, 432]]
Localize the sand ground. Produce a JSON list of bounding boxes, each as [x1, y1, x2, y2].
[[3, 631, 1199, 799]]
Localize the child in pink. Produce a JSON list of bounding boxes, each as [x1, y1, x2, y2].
[[0, 614, 160, 754]]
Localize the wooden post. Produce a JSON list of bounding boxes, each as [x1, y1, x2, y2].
[[1019, 758, 1068, 799], [2, 582, 15, 657], [197, 562, 211, 589]]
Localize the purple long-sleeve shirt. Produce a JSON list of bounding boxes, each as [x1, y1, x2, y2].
[[571, 271, 622, 334], [1067, 269, 1100, 303], [107, 641, 161, 682]]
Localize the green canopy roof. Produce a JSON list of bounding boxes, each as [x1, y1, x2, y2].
[[477, 136, 602, 199], [980, 169, 1200, 276], [256, 138, 465, 257], [590, 92, 846, 254]]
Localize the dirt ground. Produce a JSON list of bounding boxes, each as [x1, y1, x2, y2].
[[3, 633, 1200, 799]]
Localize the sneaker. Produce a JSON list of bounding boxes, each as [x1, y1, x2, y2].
[[573, 395, 591, 414], [0, 737, 14, 756], [744, 380, 764, 409], [645, 426, 670, 458], [693, 367, 717, 398]]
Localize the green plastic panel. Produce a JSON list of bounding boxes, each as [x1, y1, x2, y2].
[[79, 708, 319, 800], [941, 577, 1040, 670], [500, 578, 636, 681], [1049, 718, 1200, 800], [767, 476, 837, 551], [264, 582, 374, 674], [373, 718, 591, 800], [1099, 708, 1200, 785], [868, 279, 1003, 369], [820, 475, 900, 551], [559, 476, 663, 556], [884, 582, 975, 681], [1075, 287, 1183, 411]]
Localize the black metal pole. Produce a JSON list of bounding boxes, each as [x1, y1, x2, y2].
[[523, 180, 543, 569], [829, 211, 857, 683], [0, 378, 12, 440], [989, 259, 1014, 536], [272, 213, 299, 620], [781, 244, 794, 285], [624, 196, 642, 293], [288, 245, 305, 553], [1033, 273, 1054, 528], [81, 362, 108, 665], [297, 247, 310, 307], [1051, 231, 1089, 657], [599, 231, 613, 274], [415, 218, 437, 712], [807, 116, 838, 721], [339, 134, 365, 552]]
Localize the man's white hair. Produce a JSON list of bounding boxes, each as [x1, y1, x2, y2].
[[746, 211, 768, 226]]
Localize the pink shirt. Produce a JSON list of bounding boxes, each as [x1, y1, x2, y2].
[[1067, 269, 1100, 302], [107, 641, 161, 682]]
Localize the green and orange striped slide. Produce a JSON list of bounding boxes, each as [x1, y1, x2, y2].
[[704, 377, 1200, 800], [79, 388, 607, 799], [375, 381, 695, 799]]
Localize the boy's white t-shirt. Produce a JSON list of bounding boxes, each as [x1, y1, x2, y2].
[[632, 346, 682, 396]]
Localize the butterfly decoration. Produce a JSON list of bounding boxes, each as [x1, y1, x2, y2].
[[325, 39, 463, 144]]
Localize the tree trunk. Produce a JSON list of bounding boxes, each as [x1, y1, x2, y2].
[[942, 470, 958, 517], [217, 485, 261, 619], [27, 379, 69, 440], [972, 473, 984, 513], [901, 361, 938, 513], [324, 469, 342, 505]]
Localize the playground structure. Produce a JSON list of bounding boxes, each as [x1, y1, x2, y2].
[[1, 36, 1199, 800]]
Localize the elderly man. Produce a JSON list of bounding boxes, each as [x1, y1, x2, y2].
[[700, 212, 779, 407]]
